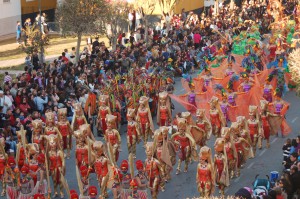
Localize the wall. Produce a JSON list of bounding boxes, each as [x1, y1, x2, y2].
[[21, 0, 57, 15], [0, 0, 22, 37], [174, 0, 204, 14]]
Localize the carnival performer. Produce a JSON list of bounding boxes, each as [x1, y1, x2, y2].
[[220, 93, 232, 126], [45, 111, 62, 137], [16, 127, 26, 169], [0, 140, 7, 196], [27, 144, 39, 187], [74, 129, 89, 168], [4, 157, 19, 199], [18, 164, 34, 199], [33, 153, 47, 195], [136, 96, 154, 147], [144, 143, 164, 199], [221, 127, 236, 179], [260, 99, 283, 148], [79, 124, 95, 142], [230, 122, 252, 177], [238, 72, 254, 92], [31, 120, 44, 154], [236, 116, 252, 148], [127, 108, 140, 159], [262, 78, 274, 103], [209, 96, 226, 138], [157, 91, 172, 127], [105, 114, 121, 163], [214, 138, 229, 196], [71, 103, 88, 131], [128, 179, 139, 199], [196, 146, 215, 198], [46, 135, 65, 198], [97, 95, 111, 135], [195, 109, 212, 145], [135, 160, 148, 199], [111, 167, 122, 199], [171, 118, 197, 175], [199, 67, 221, 92], [120, 160, 131, 198], [224, 58, 236, 77], [247, 105, 263, 156], [78, 165, 90, 197], [187, 83, 197, 108], [92, 141, 109, 198], [57, 108, 72, 159], [270, 88, 290, 137]]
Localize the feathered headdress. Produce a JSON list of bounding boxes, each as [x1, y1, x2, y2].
[[227, 74, 240, 91], [214, 84, 226, 96]]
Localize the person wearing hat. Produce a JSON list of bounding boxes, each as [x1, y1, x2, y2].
[[247, 105, 262, 156], [126, 109, 140, 159], [134, 160, 148, 198], [120, 160, 131, 198], [19, 164, 34, 199], [70, 190, 79, 199], [238, 72, 253, 93], [5, 156, 19, 199]]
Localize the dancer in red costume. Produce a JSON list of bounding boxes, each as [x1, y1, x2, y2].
[[196, 146, 215, 198], [157, 91, 172, 127], [57, 108, 72, 159], [214, 138, 229, 196], [209, 96, 226, 138]]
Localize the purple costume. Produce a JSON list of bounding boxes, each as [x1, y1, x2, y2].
[[243, 84, 251, 92], [275, 103, 283, 114], [228, 95, 236, 106], [263, 87, 272, 102], [188, 93, 197, 107], [221, 103, 229, 124], [226, 70, 235, 76]]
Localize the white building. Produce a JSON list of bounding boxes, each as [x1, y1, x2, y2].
[[0, 0, 22, 37]]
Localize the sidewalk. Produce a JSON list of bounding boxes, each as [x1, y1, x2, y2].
[[0, 54, 60, 69]]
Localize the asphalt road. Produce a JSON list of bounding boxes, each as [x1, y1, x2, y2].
[[2, 75, 299, 198]]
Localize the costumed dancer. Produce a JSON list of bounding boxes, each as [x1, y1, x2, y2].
[[262, 78, 274, 103], [209, 96, 226, 138], [4, 157, 19, 199], [111, 167, 122, 199], [46, 134, 65, 198], [0, 140, 7, 196], [76, 165, 90, 198], [134, 160, 148, 199], [247, 105, 263, 156], [236, 116, 252, 149], [230, 122, 252, 177], [136, 96, 154, 147], [271, 88, 290, 137], [195, 109, 212, 145], [71, 103, 88, 131], [16, 127, 27, 169], [196, 146, 215, 198], [187, 83, 197, 108], [214, 138, 229, 196], [74, 129, 89, 168], [92, 141, 109, 198], [44, 111, 62, 138], [260, 100, 273, 149], [57, 108, 72, 159], [33, 153, 47, 195], [127, 108, 140, 159], [171, 118, 197, 175], [27, 144, 40, 190], [221, 127, 237, 179], [120, 160, 131, 198], [238, 72, 254, 92], [31, 120, 44, 154], [128, 179, 139, 199], [144, 143, 164, 199], [224, 55, 236, 77], [157, 91, 172, 127], [97, 95, 111, 135], [105, 114, 121, 163], [18, 164, 34, 199]]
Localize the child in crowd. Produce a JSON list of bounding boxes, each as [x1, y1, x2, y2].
[[282, 138, 291, 162]]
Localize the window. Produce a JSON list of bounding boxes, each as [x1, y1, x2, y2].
[[3, 0, 10, 3]]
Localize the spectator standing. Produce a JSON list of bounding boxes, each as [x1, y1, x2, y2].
[[283, 138, 292, 162], [4, 72, 12, 85], [128, 11, 134, 32], [0, 90, 12, 114], [193, 30, 201, 49], [181, 8, 187, 23], [34, 91, 48, 113], [16, 21, 21, 44]]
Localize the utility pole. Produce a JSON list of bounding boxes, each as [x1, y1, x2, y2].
[[38, 0, 44, 65]]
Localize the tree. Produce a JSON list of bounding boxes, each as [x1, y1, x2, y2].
[[288, 47, 300, 95], [133, 0, 157, 44], [158, 0, 181, 16], [105, 0, 131, 51], [21, 25, 49, 56], [56, 0, 109, 63]]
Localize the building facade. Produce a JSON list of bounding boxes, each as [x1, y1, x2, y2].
[[0, 0, 22, 37]]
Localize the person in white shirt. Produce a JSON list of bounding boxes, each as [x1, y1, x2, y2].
[[0, 90, 12, 114], [135, 9, 142, 29], [128, 11, 134, 31]]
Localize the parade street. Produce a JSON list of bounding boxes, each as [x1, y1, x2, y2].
[[44, 76, 299, 199]]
